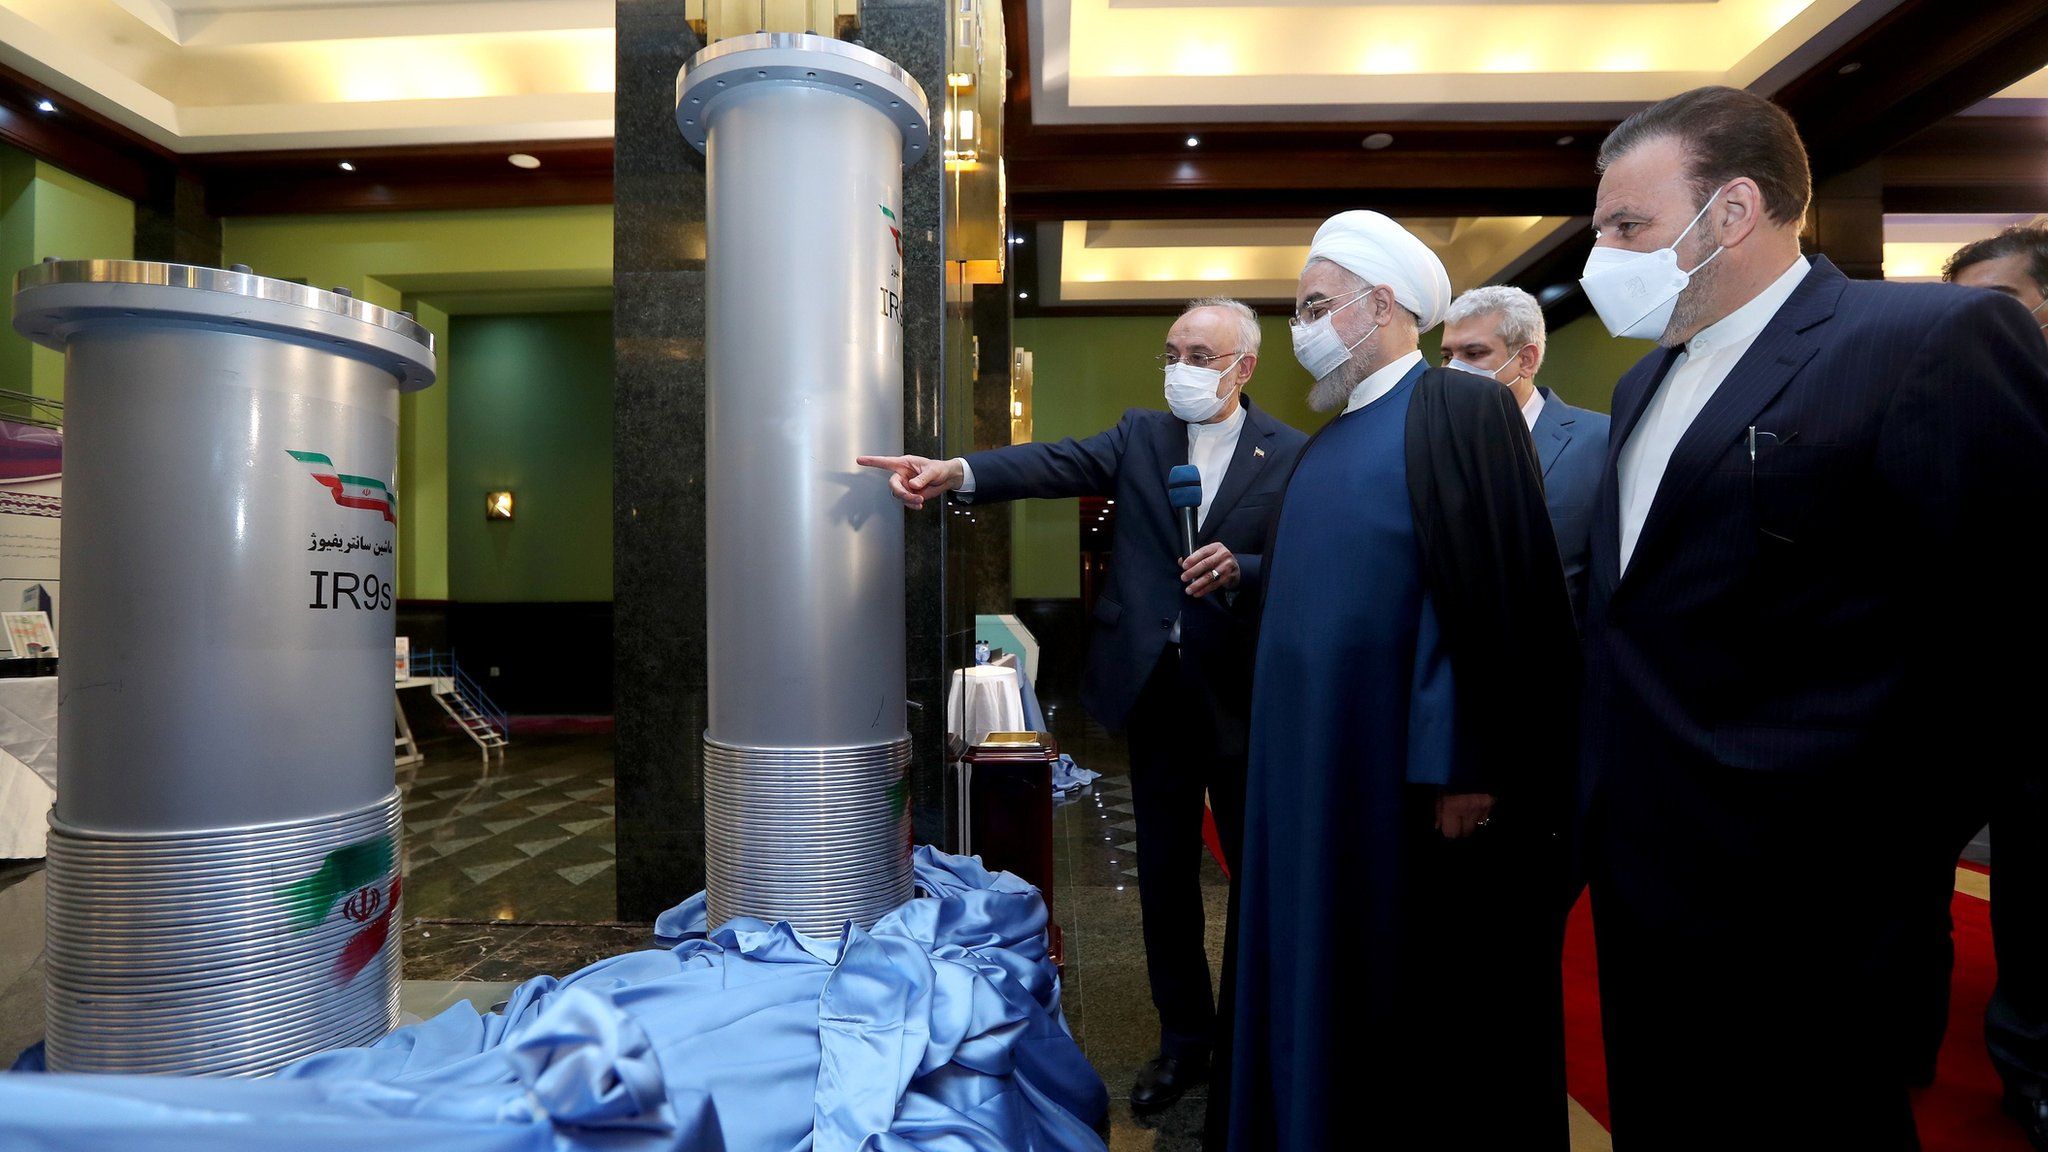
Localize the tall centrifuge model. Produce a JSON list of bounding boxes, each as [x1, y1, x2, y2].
[[12, 260, 433, 1075], [676, 34, 931, 936]]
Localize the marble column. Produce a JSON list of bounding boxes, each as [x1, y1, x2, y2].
[[956, 281, 1014, 616], [134, 167, 221, 268], [1805, 160, 1885, 280], [612, 0, 956, 920], [613, 0, 709, 922]]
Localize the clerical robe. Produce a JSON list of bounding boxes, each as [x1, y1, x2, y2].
[[1212, 360, 1580, 1151]]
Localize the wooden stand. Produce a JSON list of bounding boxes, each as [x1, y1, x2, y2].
[[960, 731, 1063, 969]]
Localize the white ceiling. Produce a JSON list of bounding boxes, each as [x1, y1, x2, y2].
[[1027, 0, 1908, 125], [0, 0, 612, 151], [4, 1, 2039, 156], [1882, 213, 2046, 281]]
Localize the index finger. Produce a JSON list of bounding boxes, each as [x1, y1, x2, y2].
[[855, 455, 906, 472]]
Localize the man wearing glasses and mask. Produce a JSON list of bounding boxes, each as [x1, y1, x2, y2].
[[1440, 284, 1611, 622], [858, 298, 1306, 1112], [1211, 212, 1579, 1151]]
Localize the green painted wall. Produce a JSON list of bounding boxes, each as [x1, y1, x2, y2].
[[1007, 309, 1655, 598], [1538, 311, 1660, 412], [222, 205, 611, 600], [0, 146, 135, 404], [0, 148, 31, 408], [447, 311, 614, 602], [405, 299, 453, 602]]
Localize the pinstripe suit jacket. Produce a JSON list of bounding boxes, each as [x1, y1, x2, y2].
[[1581, 256, 2048, 858]]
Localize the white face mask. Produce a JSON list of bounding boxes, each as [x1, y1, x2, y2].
[[1162, 355, 1244, 423], [1446, 343, 1533, 384], [1290, 289, 1377, 381], [1580, 184, 1729, 341]]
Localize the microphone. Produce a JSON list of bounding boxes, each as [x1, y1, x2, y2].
[[1167, 464, 1202, 560]]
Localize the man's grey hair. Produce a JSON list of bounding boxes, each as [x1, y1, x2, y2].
[[1444, 285, 1548, 361], [1181, 296, 1262, 358]]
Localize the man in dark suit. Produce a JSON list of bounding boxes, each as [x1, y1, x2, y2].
[[1946, 226, 2048, 1150], [858, 297, 1307, 1111], [1575, 87, 2048, 1149], [1440, 284, 1611, 621]]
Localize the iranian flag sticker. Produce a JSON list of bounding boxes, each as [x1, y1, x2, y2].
[[288, 450, 396, 524], [281, 834, 402, 985]]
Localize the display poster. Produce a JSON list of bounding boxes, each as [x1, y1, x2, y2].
[[0, 419, 60, 659], [1, 612, 55, 659]]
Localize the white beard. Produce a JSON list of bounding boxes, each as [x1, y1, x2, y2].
[[1304, 330, 1382, 413], [1306, 372, 1354, 413]]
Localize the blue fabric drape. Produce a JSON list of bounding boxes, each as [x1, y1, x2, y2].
[[2, 848, 1108, 1152]]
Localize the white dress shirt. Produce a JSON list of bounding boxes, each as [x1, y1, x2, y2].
[[1187, 400, 1247, 531], [1173, 401, 1246, 641], [1342, 349, 1425, 415], [1616, 256, 1811, 575], [1520, 387, 1546, 432]]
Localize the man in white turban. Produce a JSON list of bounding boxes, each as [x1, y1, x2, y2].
[[1204, 211, 1581, 1150]]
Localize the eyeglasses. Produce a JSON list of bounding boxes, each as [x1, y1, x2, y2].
[[1289, 287, 1371, 328], [1155, 350, 1243, 369]]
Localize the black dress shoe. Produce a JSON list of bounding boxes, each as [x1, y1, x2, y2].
[[2006, 1089, 2048, 1152], [1131, 1053, 1208, 1111]]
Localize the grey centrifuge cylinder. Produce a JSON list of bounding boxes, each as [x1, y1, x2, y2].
[[12, 260, 434, 1076], [677, 34, 931, 936]]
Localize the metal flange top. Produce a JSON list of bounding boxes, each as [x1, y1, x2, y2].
[[12, 260, 436, 391], [675, 32, 931, 167]]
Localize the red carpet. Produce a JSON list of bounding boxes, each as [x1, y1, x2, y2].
[[1202, 806, 1229, 879], [1562, 879, 2030, 1150]]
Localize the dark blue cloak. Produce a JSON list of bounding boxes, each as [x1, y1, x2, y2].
[[1211, 363, 1579, 1151]]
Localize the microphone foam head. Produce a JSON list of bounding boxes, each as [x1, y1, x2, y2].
[[1167, 464, 1202, 509]]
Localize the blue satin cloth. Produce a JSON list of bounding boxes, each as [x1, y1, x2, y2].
[[1050, 756, 1098, 799], [0, 848, 1109, 1152]]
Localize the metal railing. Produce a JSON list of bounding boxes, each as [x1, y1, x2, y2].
[[409, 648, 509, 743]]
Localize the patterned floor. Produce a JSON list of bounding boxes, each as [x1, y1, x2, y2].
[[1047, 715, 1230, 1151], [399, 732, 619, 922]]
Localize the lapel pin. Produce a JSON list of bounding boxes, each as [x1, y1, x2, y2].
[[1253, 446, 1266, 458]]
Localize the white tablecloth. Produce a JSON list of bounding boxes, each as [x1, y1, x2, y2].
[[0, 675, 56, 858], [946, 665, 1025, 746]]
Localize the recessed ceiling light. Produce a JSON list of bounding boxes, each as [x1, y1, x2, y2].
[[1362, 132, 1395, 150], [1838, 61, 1862, 76], [1010, 234, 1025, 245], [1185, 136, 1200, 148], [35, 99, 55, 114], [338, 161, 356, 172], [1556, 135, 1576, 147], [508, 153, 541, 169], [1018, 291, 1030, 300]]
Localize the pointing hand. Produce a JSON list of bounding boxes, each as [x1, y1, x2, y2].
[[855, 454, 965, 510]]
